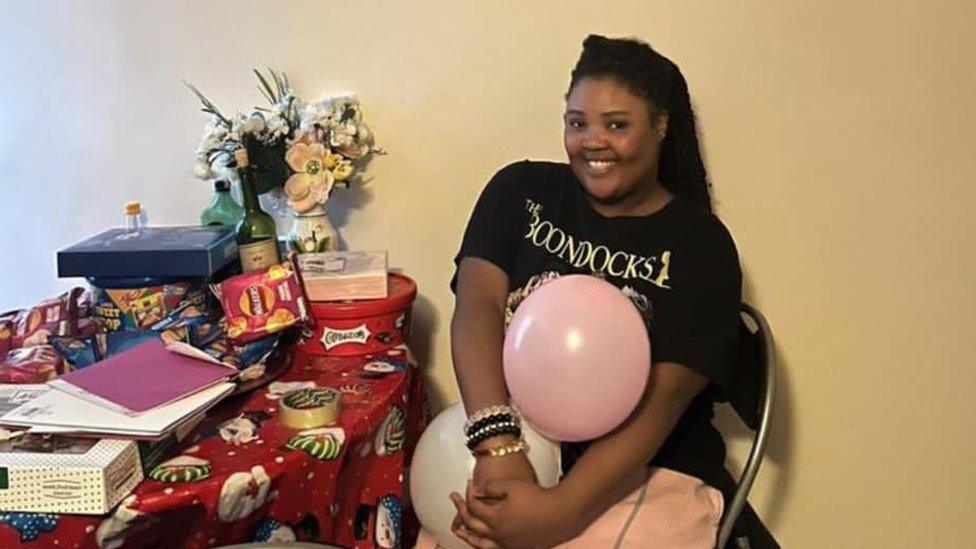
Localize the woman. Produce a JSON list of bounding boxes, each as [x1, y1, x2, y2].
[[440, 34, 741, 548]]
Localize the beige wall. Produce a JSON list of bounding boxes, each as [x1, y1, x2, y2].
[[2, 1, 974, 546]]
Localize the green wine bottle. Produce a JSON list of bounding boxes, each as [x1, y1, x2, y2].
[[234, 148, 281, 272], [200, 180, 244, 226]]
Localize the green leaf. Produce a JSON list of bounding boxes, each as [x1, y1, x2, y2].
[[269, 69, 284, 98], [253, 69, 278, 104], [184, 80, 231, 127], [316, 237, 331, 252]]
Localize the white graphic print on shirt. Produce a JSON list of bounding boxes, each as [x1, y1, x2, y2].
[[523, 200, 673, 290]]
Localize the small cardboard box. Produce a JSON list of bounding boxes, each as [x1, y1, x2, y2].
[[57, 225, 238, 278], [298, 251, 388, 301], [0, 436, 143, 514]]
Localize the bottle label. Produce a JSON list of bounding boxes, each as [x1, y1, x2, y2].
[[239, 239, 279, 272]]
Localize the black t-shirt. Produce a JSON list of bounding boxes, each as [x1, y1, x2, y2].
[[450, 160, 742, 492]]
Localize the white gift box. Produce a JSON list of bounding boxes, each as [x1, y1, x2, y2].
[[0, 436, 142, 514], [298, 251, 388, 301]]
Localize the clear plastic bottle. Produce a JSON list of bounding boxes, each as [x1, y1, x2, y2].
[[124, 201, 143, 232], [116, 201, 145, 240]]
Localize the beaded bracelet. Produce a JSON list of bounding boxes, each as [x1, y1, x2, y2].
[[463, 405, 519, 435], [472, 439, 526, 458], [465, 421, 521, 449], [465, 412, 518, 437], [465, 422, 522, 450], [465, 420, 520, 444]]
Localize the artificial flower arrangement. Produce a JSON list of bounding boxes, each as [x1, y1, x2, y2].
[[187, 70, 382, 251]]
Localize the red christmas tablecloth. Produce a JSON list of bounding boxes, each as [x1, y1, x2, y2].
[[2, 343, 429, 549]]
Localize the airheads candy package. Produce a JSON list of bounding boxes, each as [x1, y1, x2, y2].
[[211, 254, 311, 344]]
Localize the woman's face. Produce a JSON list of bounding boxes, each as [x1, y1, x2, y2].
[[564, 77, 667, 215]]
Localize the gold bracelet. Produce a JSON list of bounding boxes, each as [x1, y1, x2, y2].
[[471, 438, 526, 458]]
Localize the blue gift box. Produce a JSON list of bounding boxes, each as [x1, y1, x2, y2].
[[57, 226, 238, 278]]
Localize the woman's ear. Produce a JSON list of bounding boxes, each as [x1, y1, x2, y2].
[[655, 112, 669, 141]]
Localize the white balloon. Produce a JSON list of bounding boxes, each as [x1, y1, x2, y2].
[[409, 403, 561, 549]]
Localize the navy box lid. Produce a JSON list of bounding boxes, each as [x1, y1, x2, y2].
[[57, 226, 239, 278]]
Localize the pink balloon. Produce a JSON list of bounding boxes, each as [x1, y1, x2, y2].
[[503, 275, 651, 442]]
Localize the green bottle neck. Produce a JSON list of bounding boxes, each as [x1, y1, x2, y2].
[[239, 170, 262, 214]]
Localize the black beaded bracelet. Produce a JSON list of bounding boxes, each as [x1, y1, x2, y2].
[[465, 418, 520, 447], [466, 423, 516, 448], [465, 412, 518, 437], [466, 423, 522, 450]]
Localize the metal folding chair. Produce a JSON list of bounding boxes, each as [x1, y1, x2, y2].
[[716, 302, 776, 549]]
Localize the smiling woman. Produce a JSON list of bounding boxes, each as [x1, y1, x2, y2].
[[563, 78, 667, 215], [436, 34, 777, 549]]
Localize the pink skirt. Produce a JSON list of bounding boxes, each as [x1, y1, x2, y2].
[[415, 467, 724, 548]]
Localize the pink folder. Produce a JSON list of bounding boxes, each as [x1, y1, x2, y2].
[[50, 338, 235, 415]]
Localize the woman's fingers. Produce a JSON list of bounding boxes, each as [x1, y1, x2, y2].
[[450, 492, 494, 537], [451, 515, 501, 549]]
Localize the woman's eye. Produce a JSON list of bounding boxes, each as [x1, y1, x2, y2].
[[566, 119, 585, 129], [608, 121, 629, 131]]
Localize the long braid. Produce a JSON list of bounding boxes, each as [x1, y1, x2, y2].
[[568, 35, 712, 212]]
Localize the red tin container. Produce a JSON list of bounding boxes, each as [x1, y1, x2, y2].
[[297, 273, 417, 356]]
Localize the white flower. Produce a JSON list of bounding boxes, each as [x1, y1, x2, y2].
[[328, 121, 355, 148], [299, 99, 335, 131], [193, 161, 213, 180], [265, 114, 290, 139]]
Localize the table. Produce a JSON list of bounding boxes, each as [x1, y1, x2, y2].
[[3, 343, 429, 548]]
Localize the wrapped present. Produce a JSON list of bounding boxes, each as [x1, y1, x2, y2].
[[0, 346, 66, 383], [4, 288, 84, 349]]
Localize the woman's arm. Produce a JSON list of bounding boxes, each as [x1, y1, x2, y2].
[[557, 361, 708, 527], [451, 257, 511, 416], [452, 257, 537, 486]]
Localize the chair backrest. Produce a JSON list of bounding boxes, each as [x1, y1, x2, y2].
[[716, 302, 776, 548]]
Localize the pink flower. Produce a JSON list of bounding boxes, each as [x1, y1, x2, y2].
[[284, 142, 334, 214]]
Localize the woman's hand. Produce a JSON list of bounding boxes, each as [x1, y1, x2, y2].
[[450, 478, 580, 549]]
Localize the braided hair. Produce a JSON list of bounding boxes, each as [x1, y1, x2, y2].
[[568, 35, 712, 212]]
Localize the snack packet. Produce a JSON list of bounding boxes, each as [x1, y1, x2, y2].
[[211, 255, 311, 343], [90, 280, 209, 332]]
